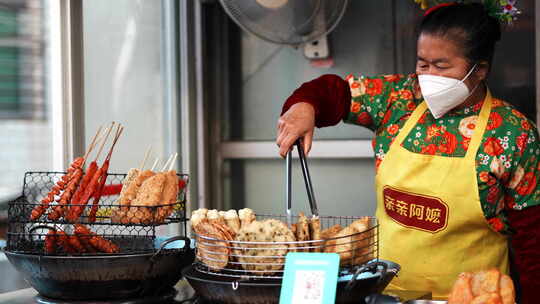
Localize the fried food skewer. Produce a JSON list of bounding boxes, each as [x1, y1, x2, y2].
[[155, 170, 179, 223], [71, 124, 123, 222], [47, 127, 103, 221], [155, 153, 180, 223], [88, 125, 124, 222], [44, 230, 57, 254], [56, 230, 77, 254], [66, 123, 115, 222], [74, 224, 119, 254], [130, 172, 166, 224], [47, 166, 84, 221], [29, 157, 84, 220]]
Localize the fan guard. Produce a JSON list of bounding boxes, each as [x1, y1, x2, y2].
[[219, 0, 348, 46]]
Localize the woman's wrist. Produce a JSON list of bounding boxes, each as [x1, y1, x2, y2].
[[290, 101, 316, 115]]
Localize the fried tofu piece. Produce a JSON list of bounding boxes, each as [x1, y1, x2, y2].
[[296, 212, 310, 251], [224, 209, 241, 233], [470, 293, 502, 304], [448, 269, 514, 304], [499, 275, 515, 304], [155, 170, 179, 222], [238, 208, 256, 228], [323, 217, 372, 265], [448, 272, 475, 304], [111, 168, 140, 222], [129, 172, 166, 224], [309, 216, 322, 252], [207, 209, 226, 225], [320, 224, 342, 240], [119, 170, 155, 210], [191, 212, 206, 227], [472, 269, 501, 296]]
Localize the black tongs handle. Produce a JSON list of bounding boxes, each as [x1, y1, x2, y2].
[[286, 148, 292, 226], [296, 141, 319, 217]]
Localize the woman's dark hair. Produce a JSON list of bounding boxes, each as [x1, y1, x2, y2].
[[419, 3, 501, 68]]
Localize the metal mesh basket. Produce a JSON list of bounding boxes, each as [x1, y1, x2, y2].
[[7, 172, 189, 256], [192, 215, 378, 280]]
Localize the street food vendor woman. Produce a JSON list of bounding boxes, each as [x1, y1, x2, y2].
[[276, 2, 540, 302]]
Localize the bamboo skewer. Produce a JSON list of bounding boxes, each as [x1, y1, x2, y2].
[[139, 146, 152, 170], [151, 158, 160, 171], [81, 126, 103, 166], [93, 122, 115, 162], [161, 154, 174, 172], [168, 153, 178, 171]]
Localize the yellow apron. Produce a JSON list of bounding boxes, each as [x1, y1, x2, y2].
[[375, 91, 509, 299]]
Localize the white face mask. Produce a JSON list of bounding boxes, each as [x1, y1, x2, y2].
[[418, 64, 478, 119]]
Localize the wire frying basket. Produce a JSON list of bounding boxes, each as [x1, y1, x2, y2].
[[7, 171, 189, 255], [192, 214, 378, 281]]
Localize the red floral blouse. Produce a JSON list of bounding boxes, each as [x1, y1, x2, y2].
[[281, 73, 540, 304]]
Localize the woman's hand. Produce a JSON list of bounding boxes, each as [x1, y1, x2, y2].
[[276, 102, 315, 158]]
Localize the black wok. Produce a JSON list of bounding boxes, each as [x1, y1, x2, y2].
[[183, 259, 400, 304], [4, 236, 195, 301]]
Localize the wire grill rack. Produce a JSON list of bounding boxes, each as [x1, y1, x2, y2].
[[7, 171, 189, 255], [192, 215, 378, 280]]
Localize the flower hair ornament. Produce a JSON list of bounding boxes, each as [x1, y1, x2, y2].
[[414, 0, 521, 24]]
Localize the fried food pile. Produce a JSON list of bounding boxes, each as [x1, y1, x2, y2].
[[191, 209, 374, 274], [448, 269, 515, 304], [111, 168, 180, 224]]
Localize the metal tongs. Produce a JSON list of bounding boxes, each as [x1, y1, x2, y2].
[[285, 140, 319, 226]]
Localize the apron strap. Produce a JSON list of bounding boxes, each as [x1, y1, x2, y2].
[[393, 90, 493, 159], [465, 90, 493, 160], [393, 102, 428, 147]]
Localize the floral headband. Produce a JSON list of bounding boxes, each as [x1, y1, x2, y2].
[[414, 0, 521, 24]]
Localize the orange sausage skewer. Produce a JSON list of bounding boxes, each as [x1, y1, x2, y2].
[[47, 127, 103, 221], [56, 230, 77, 254], [66, 123, 115, 222], [74, 224, 120, 254], [72, 124, 123, 222], [30, 124, 103, 220], [88, 125, 124, 222], [30, 225, 59, 254], [29, 157, 84, 220], [47, 168, 84, 221]]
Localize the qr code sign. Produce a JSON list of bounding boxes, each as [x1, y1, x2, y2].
[[291, 270, 326, 304]]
